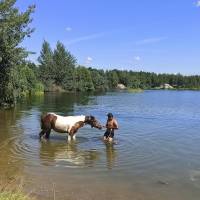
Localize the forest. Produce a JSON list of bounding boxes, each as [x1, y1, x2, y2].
[[1, 0, 200, 106]]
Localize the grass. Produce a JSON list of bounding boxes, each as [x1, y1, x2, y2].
[[0, 191, 33, 200], [0, 178, 35, 200]]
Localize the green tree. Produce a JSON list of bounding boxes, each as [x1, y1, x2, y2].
[[38, 40, 54, 90], [0, 0, 35, 104], [88, 68, 108, 91], [75, 66, 94, 92], [7, 63, 42, 98], [53, 41, 76, 90], [117, 70, 129, 86], [106, 70, 119, 88]]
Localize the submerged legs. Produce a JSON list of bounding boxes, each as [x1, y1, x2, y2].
[[67, 135, 71, 142], [39, 129, 51, 139], [67, 133, 76, 141], [45, 129, 51, 139], [72, 134, 76, 140], [39, 130, 46, 139]]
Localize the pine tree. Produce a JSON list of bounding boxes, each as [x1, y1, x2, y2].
[[38, 40, 54, 89], [53, 41, 76, 90]]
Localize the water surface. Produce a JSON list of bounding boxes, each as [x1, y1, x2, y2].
[[1, 91, 200, 200]]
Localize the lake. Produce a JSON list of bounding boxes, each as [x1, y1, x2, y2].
[[1, 90, 200, 200]]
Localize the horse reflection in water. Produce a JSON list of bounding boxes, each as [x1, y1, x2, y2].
[[40, 113, 102, 141], [39, 139, 100, 167]]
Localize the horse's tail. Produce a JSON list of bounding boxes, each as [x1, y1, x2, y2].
[[40, 113, 47, 129]]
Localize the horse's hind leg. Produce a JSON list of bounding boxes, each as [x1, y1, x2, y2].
[[40, 114, 53, 140], [45, 129, 51, 139], [39, 130, 46, 139]]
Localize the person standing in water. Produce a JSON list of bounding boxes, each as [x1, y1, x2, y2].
[[104, 113, 119, 142]]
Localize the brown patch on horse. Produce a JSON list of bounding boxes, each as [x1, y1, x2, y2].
[[84, 115, 102, 129], [84, 116, 94, 123], [69, 121, 85, 136], [40, 114, 57, 139], [41, 114, 57, 130]]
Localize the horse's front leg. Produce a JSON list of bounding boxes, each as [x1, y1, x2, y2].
[[67, 134, 72, 142], [72, 134, 76, 140], [68, 121, 83, 141], [68, 128, 76, 141]]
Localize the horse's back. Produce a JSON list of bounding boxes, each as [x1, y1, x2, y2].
[[53, 114, 85, 133], [55, 115, 85, 124]]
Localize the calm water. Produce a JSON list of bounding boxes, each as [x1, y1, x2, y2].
[[1, 91, 200, 200]]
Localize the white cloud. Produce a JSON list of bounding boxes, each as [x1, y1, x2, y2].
[[126, 56, 142, 65], [196, 0, 200, 7], [65, 27, 72, 32], [134, 56, 141, 61], [85, 56, 93, 65], [136, 37, 167, 45], [66, 32, 106, 45]]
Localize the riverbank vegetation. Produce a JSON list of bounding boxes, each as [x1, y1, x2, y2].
[[0, 0, 43, 106], [0, 178, 34, 200], [1, 0, 200, 107], [0, 191, 33, 200]]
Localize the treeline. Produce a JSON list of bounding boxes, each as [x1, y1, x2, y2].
[[1, 0, 200, 107], [36, 40, 200, 91], [113, 71, 200, 90], [36, 40, 108, 92]]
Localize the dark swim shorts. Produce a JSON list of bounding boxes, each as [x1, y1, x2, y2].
[[104, 129, 114, 138]]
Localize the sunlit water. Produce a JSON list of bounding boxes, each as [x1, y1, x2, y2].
[[1, 91, 200, 199]]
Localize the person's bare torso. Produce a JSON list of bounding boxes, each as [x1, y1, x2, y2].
[[106, 118, 118, 130]]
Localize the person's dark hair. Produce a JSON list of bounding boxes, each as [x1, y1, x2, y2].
[[107, 113, 113, 118]]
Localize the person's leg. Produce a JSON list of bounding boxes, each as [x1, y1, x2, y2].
[[104, 136, 108, 140], [104, 131, 109, 141], [108, 131, 114, 142], [108, 137, 113, 142]]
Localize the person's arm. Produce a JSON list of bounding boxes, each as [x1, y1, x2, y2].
[[112, 119, 119, 130], [102, 121, 109, 129], [105, 121, 109, 128]]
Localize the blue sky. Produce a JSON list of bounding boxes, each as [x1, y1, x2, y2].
[[17, 0, 200, 74]]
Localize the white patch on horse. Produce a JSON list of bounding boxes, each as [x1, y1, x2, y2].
[[53, 114, 85, 133]]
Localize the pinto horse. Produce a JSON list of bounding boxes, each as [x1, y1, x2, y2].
[[39, 113, 102, 141]]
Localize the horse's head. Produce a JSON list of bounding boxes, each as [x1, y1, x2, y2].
[[85, 115, 102, 130]]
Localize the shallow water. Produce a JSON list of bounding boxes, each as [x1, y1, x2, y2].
[[1, 91, 200, 199]]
